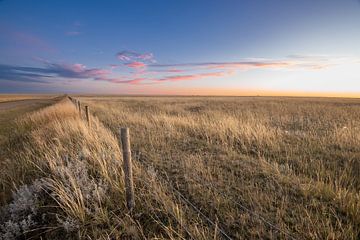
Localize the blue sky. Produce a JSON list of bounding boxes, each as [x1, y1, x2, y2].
[[0, 0, 359, 96]]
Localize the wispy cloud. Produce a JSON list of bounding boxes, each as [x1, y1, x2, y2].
[[109, 64, 119, 69], [0, 64, 52, 83], [0, 61, 152, 85], [0, 52, 353, 86], [47, 63, 110, 79], [0, 62, 110, 83], [147, 68, 185, 74], [99, 70, 234, 85], [287, 54, 330, 60], [116, 50, 155, 62], [287, 54, 358, 69], [106, 77, 148, 85], [125, 61, 147, 68], [116, 51, 309, 75], [149, 59, 323, 71], [155, 70, 234, 83]]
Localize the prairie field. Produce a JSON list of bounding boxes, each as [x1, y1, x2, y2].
[[0, 96, 359, 239], [0, 94, 55, 103]]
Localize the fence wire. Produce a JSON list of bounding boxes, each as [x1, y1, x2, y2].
[[135, 177, 196, 240], [137, 159, 234, 240], [137, 156, 298, 240], [69, 99, 298, 240], [183, 172, 298, 240]]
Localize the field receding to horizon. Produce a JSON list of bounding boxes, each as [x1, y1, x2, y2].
[[0, 94, 58, 103], [0, 95, 359, 239]]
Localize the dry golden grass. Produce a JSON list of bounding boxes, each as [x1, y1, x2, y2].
[[0, 97, 58, 146], [0, 94, 55, 103], [78, 96, 360, 239], [0, 96, 359, 239], [0, 98, 218, 239]]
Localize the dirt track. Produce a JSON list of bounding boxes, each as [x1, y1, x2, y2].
[[0, 98, 56, 111], [0, 97, 59, 145]]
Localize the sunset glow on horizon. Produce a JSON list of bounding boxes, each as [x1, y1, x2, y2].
[[0, 1, 359, 97]]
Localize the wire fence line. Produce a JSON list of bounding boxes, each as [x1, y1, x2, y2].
[[182, 172, 298, 240], [135, 152, 297, 240], [134, 177, 196, 240], [136, 158, 234, 240], [69, 98, 198, 239], [69, 97, 297, 240], [164, 176, 234, 240]]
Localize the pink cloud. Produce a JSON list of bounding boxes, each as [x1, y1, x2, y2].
[[109, 78, 147, 85], [46, 63, 111, 79], [150, 61, 293, 70], [148, 59, 333, 71], [168, 69, 183, 73], [69, 63, 86, 72], [145, 68, 185, 75], [109, 64, 119, 69], [156, 70, 234, 83], [205, 62, 293, 71], [6, 47, 341, 87], [95, 70, 232, 85], [125, 61, 147, 68]]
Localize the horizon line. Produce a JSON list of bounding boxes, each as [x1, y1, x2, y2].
[[0, 92, 359, 99]]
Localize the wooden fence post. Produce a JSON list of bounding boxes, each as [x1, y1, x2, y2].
[[77, 101, 81, 115], [85, 106, 90, 127], [120, 128, 135, 211]]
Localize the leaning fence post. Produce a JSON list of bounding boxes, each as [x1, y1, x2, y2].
[[85, 106, 90, 127], [77, 101, 81, 115], [120, 128, 135, 211]]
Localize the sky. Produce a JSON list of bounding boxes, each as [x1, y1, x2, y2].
[[0, 0, 359, 96]]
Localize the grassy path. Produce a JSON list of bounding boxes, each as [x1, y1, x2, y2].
[[0, 96, 62, 205], [0, 97, 60, 145]]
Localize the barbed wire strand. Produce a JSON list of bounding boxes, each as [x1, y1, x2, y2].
[[134, 176, 195, 240], [137, 159, 233, 240], [184, 172, 298, 240], [167, 179, 233, 240], [137, 153, 297, 240]]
